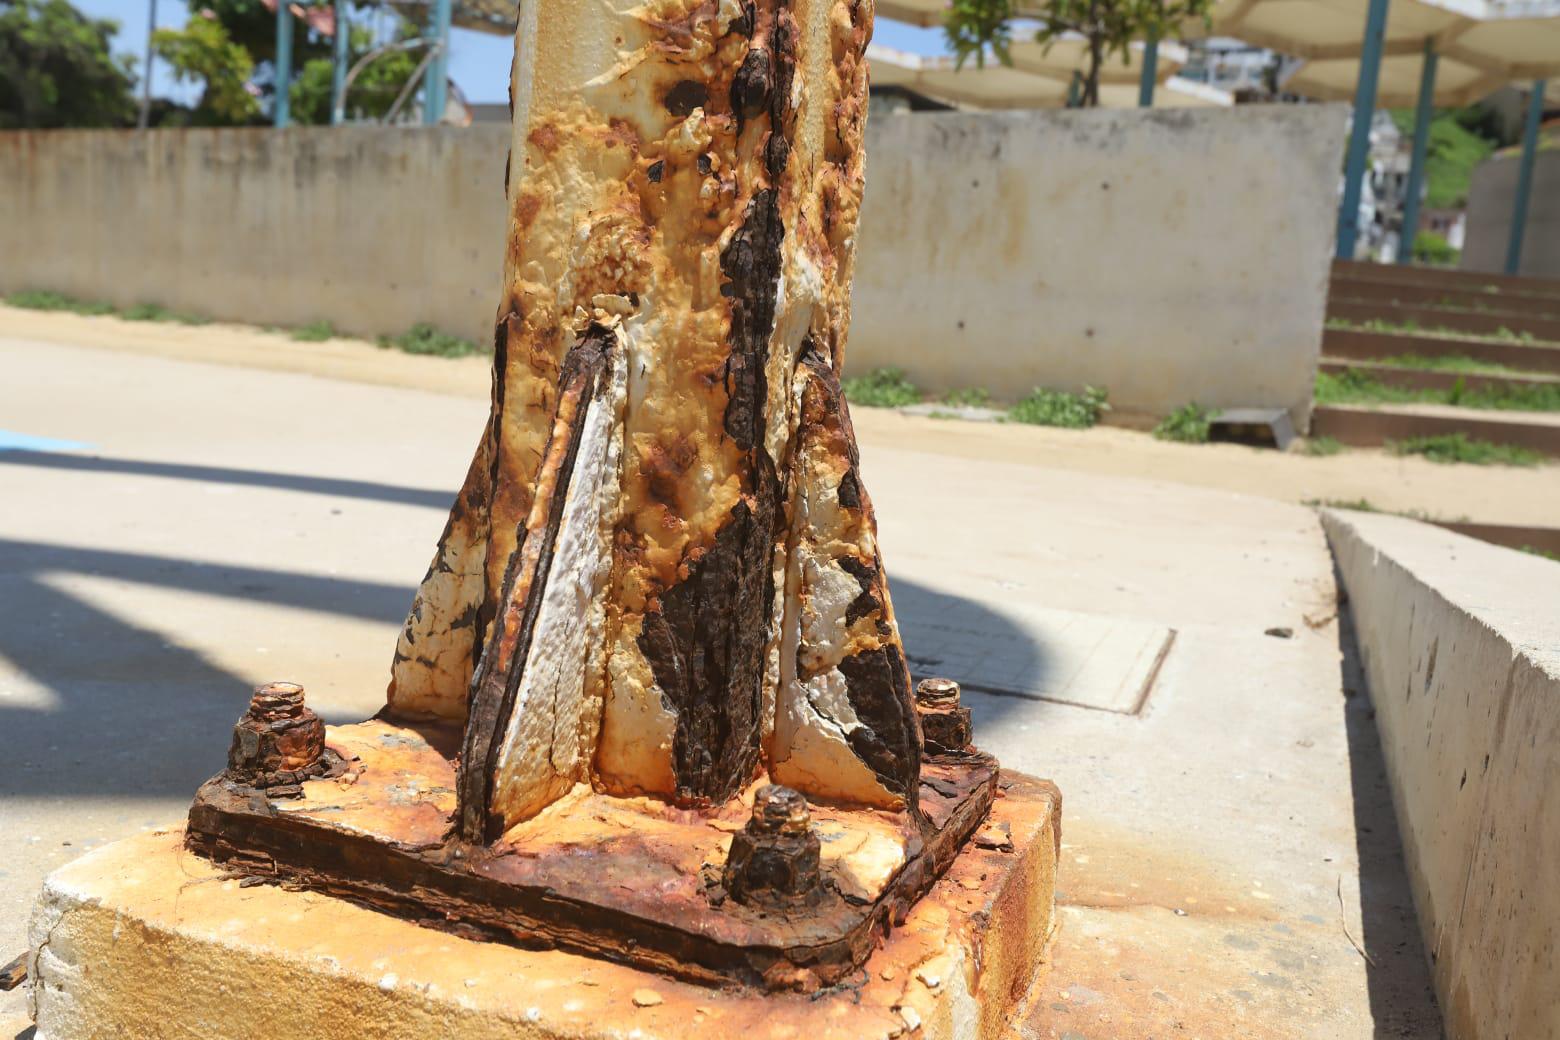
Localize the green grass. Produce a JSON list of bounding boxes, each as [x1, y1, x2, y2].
[[1316, 368, 1560, 412], [4, 290, 117, 315], [842, 367, 921, 408], [1375, 353, 1520, 376], [1387, 433, 1543, 467], [1326, 316, 1553, 347], [1152, 403, 1213, 443], [291, 320, 336, 342], [1006, 386, 1108, 429], [1387, 109, 1495, 209], [1302, 436, 1345, 456], [120, 302, 209, 325], [378, 323, 485, 358], [1522, 545, 1560, 562], [942, 386, 991, 409]]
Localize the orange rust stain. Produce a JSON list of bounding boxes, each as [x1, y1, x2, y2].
[[514, 193, 542, 230], [527, 124, 561, 156]]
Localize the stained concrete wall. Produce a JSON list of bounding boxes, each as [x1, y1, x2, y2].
[[1463, 149, 1560, 278], [0, 107, 1345, 424], [1323, 509, 1560, 1040]]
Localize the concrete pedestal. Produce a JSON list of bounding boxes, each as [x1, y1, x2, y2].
[[25, 774, 1059, 1040]]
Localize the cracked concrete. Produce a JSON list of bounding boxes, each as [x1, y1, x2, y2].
[[0, 334, 1439, 1037]]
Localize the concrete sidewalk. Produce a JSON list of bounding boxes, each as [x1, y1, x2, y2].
[[0, 337, 1440, 1037]]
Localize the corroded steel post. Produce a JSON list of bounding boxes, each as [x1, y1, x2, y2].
[[388, 0, 921, 837], [186, 0, 1005, 990]]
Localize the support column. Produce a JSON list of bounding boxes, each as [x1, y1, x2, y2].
[[421, 0, 451, 125], [1506, 80, 1547, 275], [330, 0, 349, 125], [1138, 34, 1159, 108], [273, 0, 292, 127], [1335, 0, 1392, 260], [1067, 69, 1081, 108], [1397, 39, 1437, 265]]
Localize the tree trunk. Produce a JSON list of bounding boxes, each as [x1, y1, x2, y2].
[[385, 0, 923, 839]]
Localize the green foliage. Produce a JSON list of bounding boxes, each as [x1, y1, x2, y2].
[[379, 323, 484, 358], [1376, 353, 1517, 375], [1315, 368, 1560, 412], [120, 301, 209, 324], [1302, 436, 1345, 456], [842, 367, 921, 408], [1388, 433, 1543, 467], [1411, 229, 1458, 266], [291, 319, 336, 342], [1326, 315, 1554, 347], [0, 0, 136, 128], [152, 11, 259, 124], [289, 37, 418, 124], [942, 386, 992, 408], [5, 289, 115, 314], [1522, 545, 1560, 562], [945, 0, 1214, 105], [1007, 385, 1108, 428], [1389, 109, 1495, 210], [1152, 402, 1212, 443]]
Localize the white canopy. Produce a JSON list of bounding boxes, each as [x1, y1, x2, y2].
[[868, 44, 1233, 108]]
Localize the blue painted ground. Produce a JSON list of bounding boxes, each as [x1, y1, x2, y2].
[[0, 430, 94, 453]]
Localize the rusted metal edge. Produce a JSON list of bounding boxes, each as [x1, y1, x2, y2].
[[0, 951, 25, 992], [185, 753, 998, 991], [456, 326, 616, 843]]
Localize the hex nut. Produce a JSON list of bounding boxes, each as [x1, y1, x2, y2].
[[915, 677, 973, 753], [722, 785, 823, 907], [227, 682, 326, 787]]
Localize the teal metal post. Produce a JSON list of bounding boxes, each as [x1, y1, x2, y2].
[[330, 0, 349, 125], [1066, 70, 1081, 108], [1505, 80, 1548, 275], [1335, 0, 1392, 259], [422, 0, 452, 125], [1397, 39, 1438, 265], [1138, 34, 1159, 108], [273, 0, 292, 127]]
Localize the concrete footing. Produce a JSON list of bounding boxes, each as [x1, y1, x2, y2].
[[25, 774, 1058, 1040]]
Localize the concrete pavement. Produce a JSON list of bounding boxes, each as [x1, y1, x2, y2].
[[0, 335, 1440, 1037]]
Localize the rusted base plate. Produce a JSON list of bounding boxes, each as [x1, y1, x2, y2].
[[27, 775, 1058, 1040], [185, 718, 1000, 989]]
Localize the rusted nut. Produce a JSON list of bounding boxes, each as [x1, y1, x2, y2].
[[722, 785, 822, 907], [227, 681, 326, 787], [915, 677, 973, 753]]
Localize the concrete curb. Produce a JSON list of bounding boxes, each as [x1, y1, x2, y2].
[[1321, 508, 1560, 1040]]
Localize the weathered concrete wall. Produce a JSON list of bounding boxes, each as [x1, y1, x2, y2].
[[0, 127, 507, 347], [852, 106, 1347, 426], [0, 107, 1345, 423], [1462, 150, 1560, 278], [1323, 508, 1560, 1040]]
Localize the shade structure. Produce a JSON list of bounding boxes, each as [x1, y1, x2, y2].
[[868, 43, 1233, 108], [1206, 0, 1560, 105]]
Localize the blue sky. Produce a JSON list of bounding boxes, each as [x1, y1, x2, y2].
[[75, 0, 951, 105]]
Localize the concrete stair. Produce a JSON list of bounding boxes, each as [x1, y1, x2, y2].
[[1316, 263, 1560, 465]]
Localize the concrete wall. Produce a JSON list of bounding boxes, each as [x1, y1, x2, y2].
[[852, 106, 1346, 425], [1462, 149, 1560, 278], [1323, 509, 1560, 1040], [0, 106, 1346, 424]]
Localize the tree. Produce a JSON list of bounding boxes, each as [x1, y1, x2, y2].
[[288, 24, 420, 124], [152, 10, 260, 124], [944, 0, 1214, 107], [0, 0, 136, 128]]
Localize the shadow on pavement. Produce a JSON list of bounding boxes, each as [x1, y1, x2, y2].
[[0, 450, 457, 511], [0, 491, 1048, 802], [1336, 596, 1444, 1038]]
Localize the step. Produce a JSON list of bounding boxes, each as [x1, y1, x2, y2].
[[1328, 300, 1560, 343], [1330, 279, 1560, 319], [1322, 328, 1560, 376], [1311, 403, 1560, 457], [1331, 259, 1560, 300], [1317, 359, 1560, 394]]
